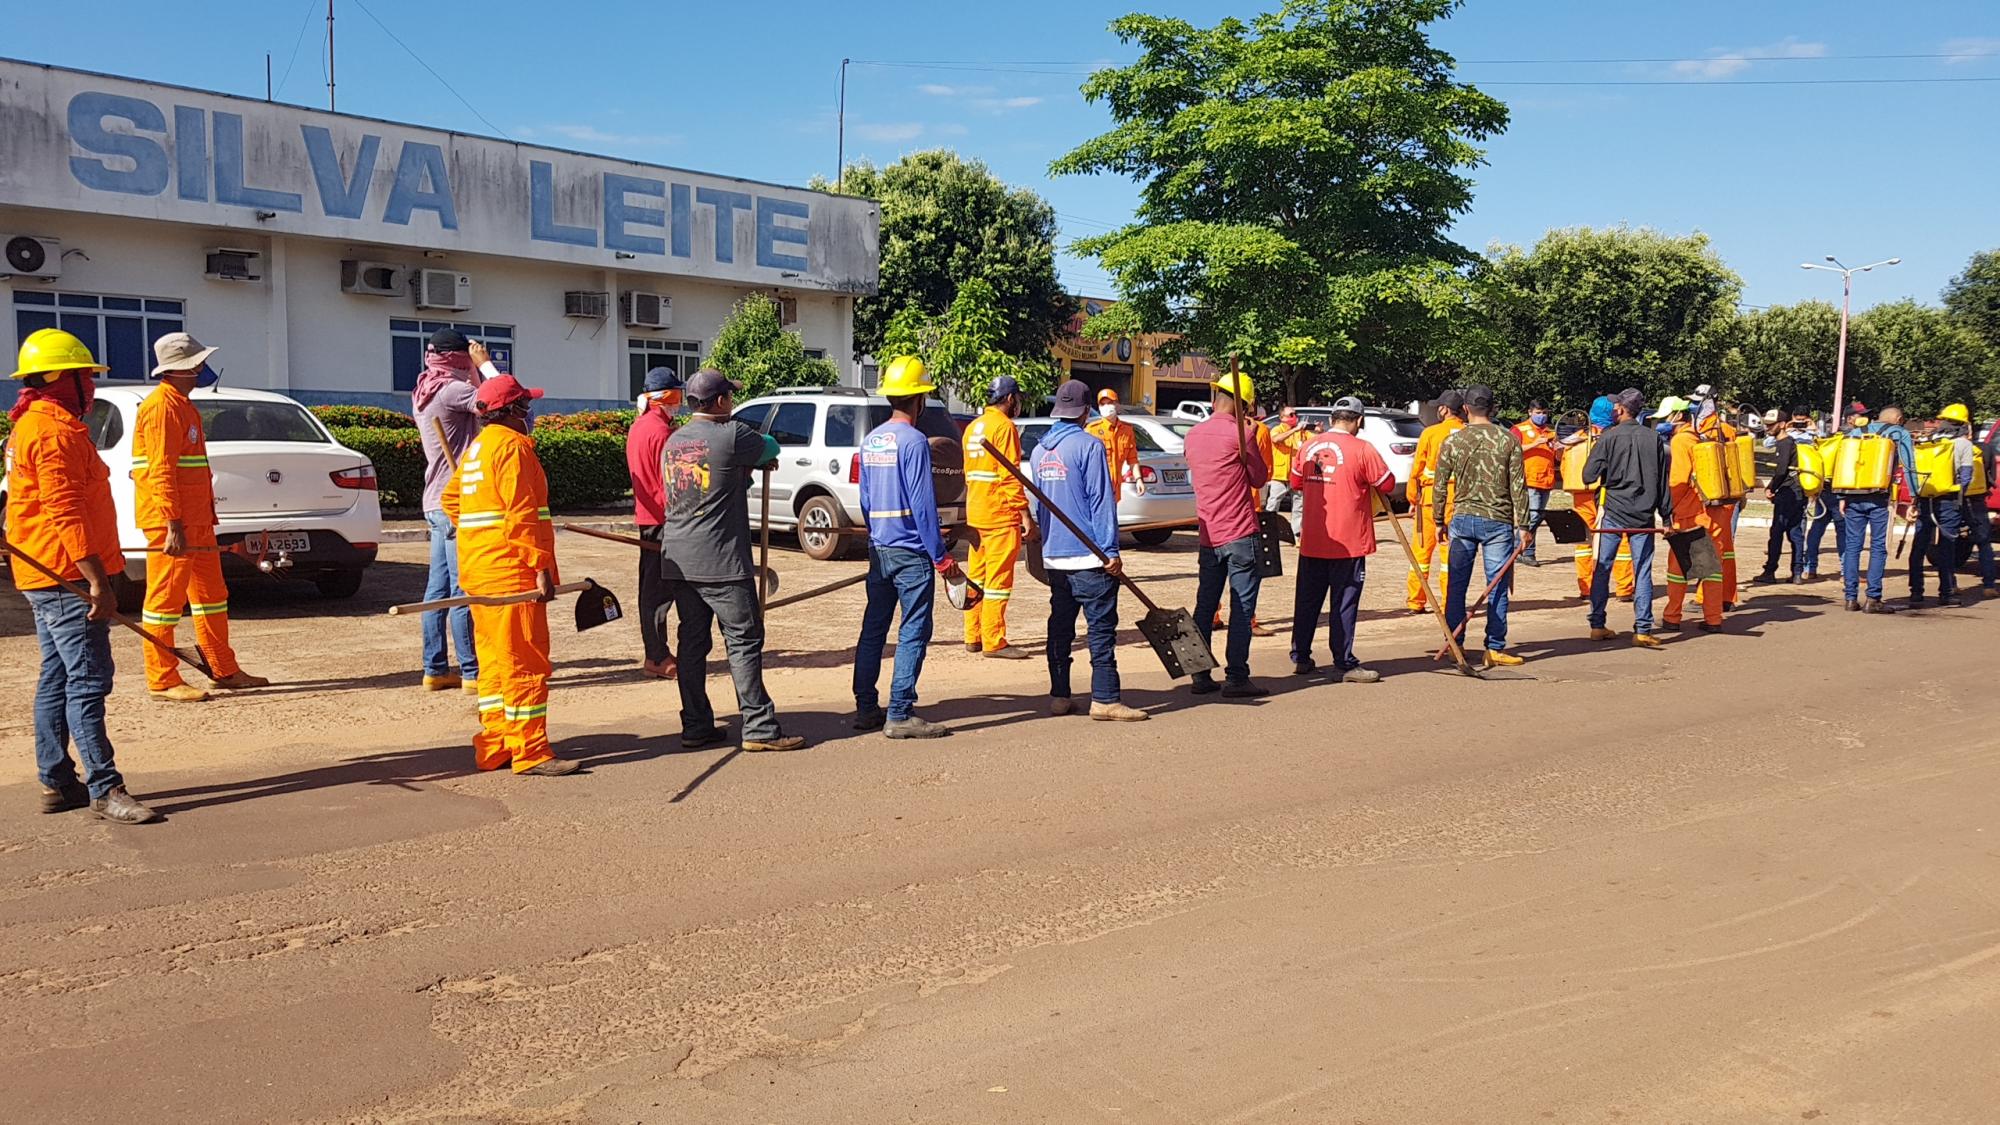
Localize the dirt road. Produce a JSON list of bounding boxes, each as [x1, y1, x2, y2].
[[3, 524, 1997, 1123]]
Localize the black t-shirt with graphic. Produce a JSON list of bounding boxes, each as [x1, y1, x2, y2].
[[659, 416, 769, 583]]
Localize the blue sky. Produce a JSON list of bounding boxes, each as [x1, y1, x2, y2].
[[6, 0, 1996, 310]]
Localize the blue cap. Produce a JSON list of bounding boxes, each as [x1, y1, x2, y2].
[[1051, 379, 1092, 420], [642, 366, 682, 394], [987, 375, 1020, 404], [1589, 395, 1616, 429]]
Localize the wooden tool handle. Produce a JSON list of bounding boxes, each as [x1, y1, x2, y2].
[[388, 581, 591, 615], [1, 538, 214, 678], [981, 442, 1159, 614]]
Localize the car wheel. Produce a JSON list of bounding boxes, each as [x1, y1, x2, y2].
[[797, 494, 852, 561], [111, 573, 144, 615], [1132, 527, 1175, 547], [314, 568, 365, 599]]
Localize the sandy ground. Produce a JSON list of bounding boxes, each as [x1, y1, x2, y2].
[[3, 518, 1998, 1124]]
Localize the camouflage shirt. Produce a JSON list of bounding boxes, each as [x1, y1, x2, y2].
[[1434, 421, 1528, 528]]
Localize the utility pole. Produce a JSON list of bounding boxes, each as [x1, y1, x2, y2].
[[836, 58, 849, 191], [265, 52, 272, 101], [326, 0, 336, 111], [1800, 256, 1900, 428]]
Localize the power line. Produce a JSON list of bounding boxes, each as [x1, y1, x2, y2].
[[348, 0, 511, 138], [274, 0, 319, 100], [854, 51, 1999, 69]]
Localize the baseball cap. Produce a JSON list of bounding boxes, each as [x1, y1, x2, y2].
[[1463, 385, 1496, 412], [1097, 387, 1120, 404], [1330, 395, 1366, 415], [474, 373, 543, 414], [642, 366, 683, 394], [1436, 390, 1464, 413], [684, 368, 741, 402], [1848, 400, 1868, 416], [987, 375, 1020, 404], [1616, 389, 1646, 417], [1051, 379, 1092, 420], [428, 327, 469, 352], [1651, 394, 1692, 419]]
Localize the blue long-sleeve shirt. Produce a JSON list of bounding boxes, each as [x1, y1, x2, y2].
[[860, 419, 946, 562], [1026, 420, 1119, 564]]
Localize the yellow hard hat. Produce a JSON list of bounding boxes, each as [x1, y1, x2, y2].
[[10, 328, 109, 380], [1210, 369, 1256, 405], [1939, 402, 1971, 425], [878, 355, 935, 398]]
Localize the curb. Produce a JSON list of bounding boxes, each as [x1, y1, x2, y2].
[[380, 518, 639, 545]]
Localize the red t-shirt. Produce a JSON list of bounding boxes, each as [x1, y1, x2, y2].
[[1289, 430, 1393, 558], [626, 406, 675, 526], [1184, 413, 1269, 547]]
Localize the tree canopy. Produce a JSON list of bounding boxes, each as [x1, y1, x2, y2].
[[819, 151, 1072, 362], [1943, 250, 2000, 358], [880, 278, 1061, 408], [1852, 299, 1995, 418], [706, 294, 837, 399], [1050, 0, 1507, 407]]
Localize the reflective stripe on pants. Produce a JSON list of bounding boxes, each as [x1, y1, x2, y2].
[[964, 524, 1022, 651], [1406, 497, 1449, 610], [142, 527, 240, 691], [470, 599, 553, 772]]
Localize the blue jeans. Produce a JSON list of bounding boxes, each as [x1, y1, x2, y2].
[[25, 588, 124, 800], [854, 545, 935, 721], [1524, 488, 1550, 561], [1445, 515, 1517, 652], [1193, 535, 1262, 684], [1964, 495, 1996, 588], [1910, 496, 1966, 599], [1805, 494, 1844, 575], [423, 510, 477, 678], [1762, 490, 1806, 577], [1840, 495, 1891, 601], [1290, 555, 1366, 670], [1047, 566, 1121, 703], [1589, 529, 1656, 634]]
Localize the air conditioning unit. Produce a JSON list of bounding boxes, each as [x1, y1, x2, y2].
[[620, 290, 671, 330], [777, 296, 798, 326], [204, 247, 262, 282], [3, 235, 62, 280], [564, 290, 609, 319], [341, 259, 408, 297], [415, 268, 473, 311]]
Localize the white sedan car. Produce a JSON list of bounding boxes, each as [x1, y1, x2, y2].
[[5, 385, 383, 606], [1016, 413, 1197, 546]]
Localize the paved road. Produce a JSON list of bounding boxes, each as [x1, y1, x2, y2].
[[2, 527, 1996, 1123]]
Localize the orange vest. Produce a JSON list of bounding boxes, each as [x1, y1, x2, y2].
[[1666, 427, 1709, 529], [1085, 415, 1141, 500], [443, 424, 558, 595], [1408, 417, 1463, 504], [1513, 421, 1558, 489], [5, 399, 122, 589], [962, 406, 1027, 528], [132, 380, 216, 530]]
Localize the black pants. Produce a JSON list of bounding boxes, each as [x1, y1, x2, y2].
[[638, 525, 673, 664], [1762, 489, 1805, 576], [1290, 555, 1367, 670], [672, 580, 782, 742]]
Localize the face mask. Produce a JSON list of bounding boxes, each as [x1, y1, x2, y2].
[[1098, 404, 1116, 419], [1530, 412, 1547, 426], [195, 364, 219, 389]]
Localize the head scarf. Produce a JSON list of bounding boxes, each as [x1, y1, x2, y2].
[[1588, 395, 1616, 430], [9, 371, 94, 422], [411, 346, 477, 412]]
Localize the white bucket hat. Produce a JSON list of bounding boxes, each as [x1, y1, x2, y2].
[[150, 331, 218, 377]]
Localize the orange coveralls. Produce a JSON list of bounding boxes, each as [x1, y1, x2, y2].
[[1405, 416, 1462, 610], [1693, 418, 1741, 609], [962, 405, 1028, 652], [1086, 414, 1141, 501], [134, 380, 242, 691], [1663, 426, 1730, 626], [443, 425, 559, 772], [1566, 428, 1634, 598], [7, 399, 124, 590]]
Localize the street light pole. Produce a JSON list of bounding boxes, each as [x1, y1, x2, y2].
[[1801, 256, 1899, 428]]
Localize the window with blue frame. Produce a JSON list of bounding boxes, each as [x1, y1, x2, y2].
[[13, 291, 185, 382], [390, 319, 515, 392]]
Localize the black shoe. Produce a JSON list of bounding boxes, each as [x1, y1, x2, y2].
[[1941, 594, 1968, 609], [1751, 573, 1778, 586], [1189, 678, 1221, 696], [884, 716, 951, 740], [1907, 596, 1928, 609], [1863, 599, 1898, 615], [681, 729, 727, 750], [1698, 621, 1722, 633], [90, 787, 158, 824], [1844, 599, 1862, 612], [1291, 659, 1318, 677], [1221, 680, 1270, 699], [850, 707, 887, 732], [39, 778, 89, 814], [1723, 602, 1738, 612], [1658, 621, 1683, 633], [1521, 557, 1541, 567]]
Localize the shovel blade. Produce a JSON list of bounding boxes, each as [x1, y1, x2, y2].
[[1666, 528, 1721, 581], [573, 580, 624, 632], [1542, 508, 1591, 545], [1254, 514, 1285, 579], [1138, 607, 1218, 679]]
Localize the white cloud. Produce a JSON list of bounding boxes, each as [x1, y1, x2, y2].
[[972, 95, 1043, 110], [520, 123, 680, 148], [853, 121, 925, 143], [934, 123, 970, 137], [918, 83, 994, 97], [1669, 37, 1826, 81], [1942, 37, 2000, 64]]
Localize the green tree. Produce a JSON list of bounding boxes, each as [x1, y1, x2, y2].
[[881, 278, 1061, 407], [1050, 0, 1508, 407], [706, 294, 837, 399], [1474, 227, 1742, 410], [817, 151, 1071, 361], [1852, 299, 1995, 417], [1722, 301, 1875, 419], [1943, 250, 2000, 356]]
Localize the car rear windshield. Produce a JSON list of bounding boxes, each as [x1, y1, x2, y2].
[[1375, 413, 1424, 438], [196, 401, 327, 443], [1130, 426, 1170, 453]]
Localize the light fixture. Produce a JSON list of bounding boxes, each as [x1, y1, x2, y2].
[[614, 251, 638, 260], [254, 210, 277, 221]]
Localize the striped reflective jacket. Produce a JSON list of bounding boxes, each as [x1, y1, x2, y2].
[[441, 423, 558, 596], [132, 380, 216, 530]]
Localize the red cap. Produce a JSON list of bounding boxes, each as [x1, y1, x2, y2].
[[475, 374, 544, 414]]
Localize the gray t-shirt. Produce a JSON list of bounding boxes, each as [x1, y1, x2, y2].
[[416, 380, 479, 513], [659, 416, 771, 583]]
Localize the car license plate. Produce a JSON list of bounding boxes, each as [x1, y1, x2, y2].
[[1164, 469, 1188, 485], [256, 532, 311, 553]]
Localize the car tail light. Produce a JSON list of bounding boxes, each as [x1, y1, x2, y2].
[[1390, 442, 1417, 455], [1138, 465, 1158, 483], [331, 465, 378, 490], [848, 452, 861, 484]]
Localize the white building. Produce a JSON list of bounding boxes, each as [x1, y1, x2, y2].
[[0, 58, 879, 412]]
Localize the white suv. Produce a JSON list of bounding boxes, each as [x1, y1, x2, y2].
[[731, 387, 963, 561]]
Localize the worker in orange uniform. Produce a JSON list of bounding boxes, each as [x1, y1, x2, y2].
[[7, 330, 158, 823], [134, 333, 269, 702], [1404, 390, 1465, 612], [1656, 395, 1727, 632], [1087, 388, 1143, 501], [1512, 401, 1558, 566], [961, 376, 1035, 658], [1560, 396, 1635, 598], [1691, 401, 1741, 613], [441, 373, 579, 776]]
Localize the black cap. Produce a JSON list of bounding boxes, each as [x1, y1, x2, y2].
[[1437, 390, 1464, 412], [428, 327, 469, 352], [684, 368, 741, 402], [1617, 388, 1646, 416], [1051, 379, 1092, 420], [1463, 384, 1495, 412]]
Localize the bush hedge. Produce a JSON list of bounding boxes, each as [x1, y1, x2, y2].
[[310, 404, 417, 429], [329, 423, 631, 511], [329, 426, 429, 509], [534, 408, 636, 436]]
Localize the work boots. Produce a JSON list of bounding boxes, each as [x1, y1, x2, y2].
[[39, 779, 89, 814], [1090, 701, 1149, 722], [1862, 599, 1898, 614], [91, 787, 159, 824], [150, 684, 209, 703], [212, 670, 271, 690], [884, 716, 951, 740]]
